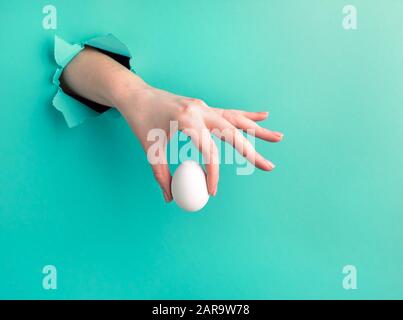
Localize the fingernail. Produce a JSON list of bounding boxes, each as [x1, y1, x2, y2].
[[213, 186, 217, 196], [266, 160, 276, 170], [274, 132, 284, 139], [163, 191, 170, 202]]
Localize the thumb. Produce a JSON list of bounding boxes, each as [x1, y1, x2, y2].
[[145, 133, 172, 203], [150, 162, 173, 203]]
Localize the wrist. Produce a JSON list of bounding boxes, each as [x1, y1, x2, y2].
[[111, 72, 152, 113]]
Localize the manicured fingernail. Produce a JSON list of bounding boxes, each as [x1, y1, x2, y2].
[[266, 160, 276, 170], [275, 132, 284, 140], [163, 191, 170, 202], [213, 186, 217, 196]]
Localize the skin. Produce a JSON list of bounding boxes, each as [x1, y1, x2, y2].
[[61, 47, 283, 202]]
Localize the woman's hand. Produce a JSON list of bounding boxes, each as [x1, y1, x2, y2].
[[116, 85, 283, 202], [61, 47, 283, 203]]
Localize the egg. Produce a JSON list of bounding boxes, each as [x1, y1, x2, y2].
[[171, 160, 209, 212]]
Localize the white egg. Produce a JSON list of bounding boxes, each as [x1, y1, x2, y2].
[[171, 160, 209, 212]]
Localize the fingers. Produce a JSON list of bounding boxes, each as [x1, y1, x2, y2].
[[183, 126, 219, 196], [240, 111, 269, 122], [210, 108, 283, 142], [229, 116, 283, 142], [146, 137, 173, 202], [211, 119, 275, 171], [213, 108, 269, 122], [151, 161, 173, 202]]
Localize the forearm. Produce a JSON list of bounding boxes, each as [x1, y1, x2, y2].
[[60, 47, 148, 110], [58, 44, 282, 203]]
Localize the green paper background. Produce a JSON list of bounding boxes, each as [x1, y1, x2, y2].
[[1, 0, 403, 299]]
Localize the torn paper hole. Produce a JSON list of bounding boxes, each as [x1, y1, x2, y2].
[[52, 34, 135, 128]]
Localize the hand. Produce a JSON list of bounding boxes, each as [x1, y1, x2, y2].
[[116, 85, 283, 202], [61, 47, 283, 203]]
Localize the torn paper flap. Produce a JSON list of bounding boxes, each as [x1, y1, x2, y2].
[[52, 34, 134, 128]]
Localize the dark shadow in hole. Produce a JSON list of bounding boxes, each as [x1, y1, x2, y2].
[[59, 45, 132, 113]]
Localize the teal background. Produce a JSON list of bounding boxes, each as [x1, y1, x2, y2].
[[1, 0, 403, 299]]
